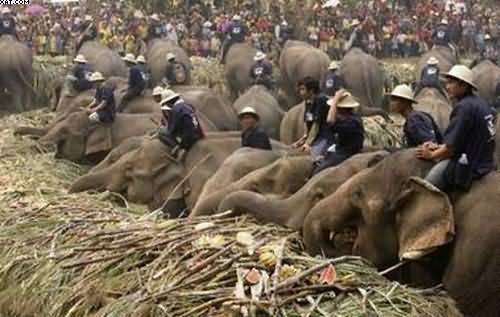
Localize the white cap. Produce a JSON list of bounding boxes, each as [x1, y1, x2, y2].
[[233, 15, 241, 21], [444, 65, 477, 89], [427, 57, 439, 65], [203, 21, 212, 28], [151, 14, 159, 21], [485, 34, 492, 40], [73, 54, 87, 63], [281, 21, 288, 26], [89, 72, 105, 82], [328, 61, 339, 70], [166, 52, 176, 61], [238, 106, 259, 119], [327, 92, 360, 108], [152, 86, 163, 96], [254, 51, 266, 61], [440, 19, 448, 25], [122, 53, 136, 63], [84, 15, 92, 21], [160, 89, 180, 108], [2, 7, 11, 14], [389, 84, 417, 103], [136, 55, 146, 63], [351, 19, 360, 27]]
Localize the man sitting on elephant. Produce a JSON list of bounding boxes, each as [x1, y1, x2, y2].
[[63, 54, 93, 97], [389, 84, 443, 148], [417, 65, 497, 192], [147, 14, 165, 42], [292, 77, 332, 160], [323, 61, 344, 97], [158, 90, 204, 159], [311, 90, 364, 176], [221, 15, 247, 63], [162, 53, 186, 86], [249, 51, 273, 91], [415, 57, 447, 99], [86, 72, 116, 124], [117, 53, 148, 112], [76, 15, 97, 53], [471, 34, 498, 68], [0, 8, 16, 38], [238, 107, 272, 151]]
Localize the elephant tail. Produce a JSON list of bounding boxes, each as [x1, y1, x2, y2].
[[217, 190, 306, 230]]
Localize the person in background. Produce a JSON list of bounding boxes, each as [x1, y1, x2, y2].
[[249, 51, 273, 91], [417, 65, 497, 192], [162, 53, 186, 86], [87, 72, 116, 124], [117, 53, 147, 112], [75, 15, 97, 52], [415, 56, 447, 98], [0, 8, 17, 38], [389, 84, 442, 147], [323, 61, 344, 97], [63, 54, 93, 96], [136, 55, 151, 88], [221, 14, 246, 62], [147, 14, 165, 41], [432, 19, 450, 48], [239, 106, 272, 150]]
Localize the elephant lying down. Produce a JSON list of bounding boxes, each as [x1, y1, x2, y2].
[[70, 133, 289, 215], [303, 149, 500, 317], [201, 151, 388, 229]]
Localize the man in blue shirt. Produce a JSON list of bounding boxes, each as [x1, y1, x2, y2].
[[87, 72, 116, 124], [158, 90, 204, 158], [417, 65, 496, 191], [162, 53, 186, 86], [433, 19, 451, 47], [249, 51, 273, 91], [415, 57, 447, 99], [117, 53, 147, 112], [323, 61, 345, 97], [0, 8, 16, 38], [239, 107, 272, 150], [389, 84, 443, 147], [63, 54, 93, 97], [147, 14, 165, 41], [221, 15, 247, 63]]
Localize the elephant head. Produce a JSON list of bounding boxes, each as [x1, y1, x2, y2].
[[39, 111, 90, 162], [303, 149, 447, 269]]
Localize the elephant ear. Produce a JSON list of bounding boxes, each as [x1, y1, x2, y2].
[[394, 177, 455, 261]]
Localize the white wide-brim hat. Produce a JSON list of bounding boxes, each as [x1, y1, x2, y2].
[[136, 55, 146, 63], [160, 89, 180, 107], [73, 54, 87, 63], [389, 84, 417, 103], [89, 72, 105, 82], [166, 52, 176, 61], [444, 65, 477, 90], [254, 51, 266, 61], [427, 56, 439, 65], [122, 53, 136, 63], [327, 92, 360, 108], [152, 86, 163, 97], [328, 61, 339, 70], [238, 106, 260, 119]]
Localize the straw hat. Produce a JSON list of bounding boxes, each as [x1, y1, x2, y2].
[[427, 57, 439, 65], [122, 53, 136, 64], [152, 86, 163, 97], [73, 54, 88, 63], [233, 15, 241, 21], [89, 72, 105, 82], [238, 107, 259, 119], [136, 55, 146, 63], [203, 21, 212, 28], [151, 14, 159, 21], [328, 61, 339, 70], [389, 84, 417, 103], [327, 92, 360, 108], [444, 65, 477, 89], [440, 19, 448, 25], [166, 52, 176, 61], [351, 19, 360, 27], [254, 51, 266, 61], [160, 89, 180, 109]]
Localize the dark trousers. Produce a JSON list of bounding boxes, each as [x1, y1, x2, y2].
[[117, 86, 143, 112], [310, 152, 350, 177]]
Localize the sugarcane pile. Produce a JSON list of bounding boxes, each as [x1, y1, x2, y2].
[[382, 61, 416, 86], [33, 55, 69, 107], [363, 114, 404, 148], [190, 56, 229, 98]]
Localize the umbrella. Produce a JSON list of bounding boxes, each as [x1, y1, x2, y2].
[[25, 4, 47, 16]]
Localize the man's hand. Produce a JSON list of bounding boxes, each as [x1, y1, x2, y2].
[[300, 143, 311, 153], [416, 144, 434, 160]]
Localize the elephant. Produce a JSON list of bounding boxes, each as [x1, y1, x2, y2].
[[146, 39, 191, 86], [414, 87, 451, 131], [303, 149, 500, 317], [224, 43, 258, 101], [279, 40, 330, 107], [0, 35, 34, 112], [69, 133, 286, 215], [78, 41, 127, 78], [38, 110, 217, 163], [191, 153, 310, 217], [233, 85, 284, 139], [339, 48, 386, 112], [216, 151, 388, 230], [472, 60, 500, 106], [416, 46, 457, 84]]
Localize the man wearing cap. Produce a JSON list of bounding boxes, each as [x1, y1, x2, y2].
[[345, 19, 365, 52], [221, 15, 247, 63], [64, 54, 93, 96], [389, 84, 443, 148], [323, 61, 344, 97], [86, 72, 116, 124], [147, 14, 165, 41], [162, 53, 185, 86], [0, 8, 16, 38], [152, 86, 163, 104], [136, 55, 151, 87], [76, 15, 97, 52], [117, 53, 147, 112], [276, 20, 292, 47], [311, 90, 364, 176], [415, 57, 447, 99], [249, 51, 273, 91], [239, 107, 272, 150], [481, 34, 498, 65], [417, 65, 497, 191], [432, 19, 451, 48], [157, 90, 204, 156], [293, 77, 333, 159]]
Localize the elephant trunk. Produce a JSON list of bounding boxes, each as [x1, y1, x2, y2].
[[69, 169, 110, 193], [13, 126, 48, 137], [217, 190, 310, 230], [191, 184, 239, 217]]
